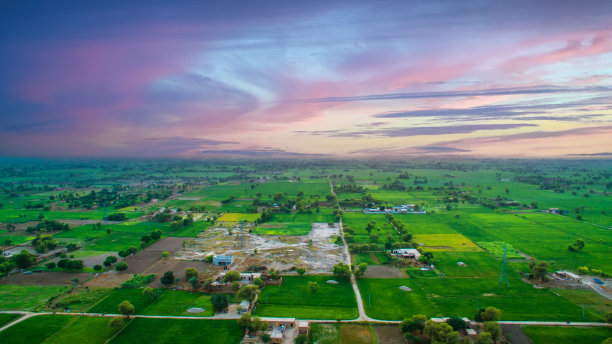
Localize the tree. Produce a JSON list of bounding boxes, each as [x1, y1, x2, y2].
[[446, 331, 461, 344], [308, 281, 319, 293], [261, 334, 271, 343], [237, 285, 260, 301], [529, 260, 549, 282], [115, 262, 128, 271], [189, 277, 199, 290], [160, 271, 175, 286], [332, 262, 352, 279], [296, 268, 306, 276], [253, 277, 265, 289], [109, 317, 124, 329], [475, 332, 493, 344], [268, 268, 280, 280], [143, 287, 158, 300], [223, 270, 241, 283], [185, 267, 199, 280], [483, 321, 501, 342], [151, 229, 162, 240], [294, 334, 307, 344], [46, 262, 56, 269], [11, 250, 36, 269], [118, 300, 134, 318], [424, 320, 453, 343], [118, 250, 130, 259], [400, 314, 428, 334], [604, 311, 612, 323], [231, 281, 241, 291], [479, 307, 502, 322], [93, 264, 102, 271], [446, 317, 467, 331], [211, 294, 229, 313], [354, 263, 368, 278]]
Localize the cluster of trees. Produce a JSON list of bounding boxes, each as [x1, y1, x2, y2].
[[400, 308, 502, 344], [106, 213, 128, 221], [170, 216, 193, 231], [0, 253, 16, 276], [32, 234, 58, 253], [568, 239, 585, 252], [56, 258, 84, 271], [332, 262, 368, 279], [25, 219, 69, 233], [528, 260, 549, 283]]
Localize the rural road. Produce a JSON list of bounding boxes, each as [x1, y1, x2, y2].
[[330, 177, 375, 322]]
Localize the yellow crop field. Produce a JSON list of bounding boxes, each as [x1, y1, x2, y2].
[[217, 213, 261, 222], [412, 234, 483, 252]]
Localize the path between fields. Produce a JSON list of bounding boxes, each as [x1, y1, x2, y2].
[[1, 310, 610, 334], [330, 177, 375, 322]]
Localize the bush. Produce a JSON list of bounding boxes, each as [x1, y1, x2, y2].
[[115, 262, 128, 271], [93, 264, 102, 271], [161, 271, 175, 286], [107, 213, 128, 221], [211, 294, 229, 313], [109, 317, 124, 329], [46, 262, 56, 269], [122, 274, 155, 288]]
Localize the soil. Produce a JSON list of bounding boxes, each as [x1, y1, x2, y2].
[[0, 271, 91, 286], [175, 223, 345, 274], [363, 265, 405, 278], [85, 272, 132, 288], [501, 324, 533, 344], [374, 325, 407, 344]]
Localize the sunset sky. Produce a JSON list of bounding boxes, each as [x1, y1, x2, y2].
[[1, 1, 611, 158]]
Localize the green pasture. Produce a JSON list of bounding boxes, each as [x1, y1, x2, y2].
[[108, 318, 242, 344], [0, 314, 74, 344], [522, 326, 612, 344], [358, 276, 602, 321], [0, 313, 20, 327], [142, 291, 213, 317], [434, 252, 501, 278], [0, 285, 66, 311], [254, 275, 358, 319], [42, 316, 121, 344], [87, 288, 160, 314]]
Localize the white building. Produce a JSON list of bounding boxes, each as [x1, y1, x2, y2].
[[391, 248, 421, 259]]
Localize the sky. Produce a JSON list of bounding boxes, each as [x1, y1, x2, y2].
[[1, 0, 611, 158]]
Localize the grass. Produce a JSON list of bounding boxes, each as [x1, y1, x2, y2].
[[341, 324, 375, 344], [87, 288, 160, 314], [0, 285, 66, 311], [358, 276, 603, 321], [181, 294, 214, 317], [434, 252, 501, 278], [522, 326, 612, 344], [412, 234, 482, 252], [172, 221, 210, 237], [42, 316, 121, 344], [0, 313, 20, 327], [253, 275, 358, 319], [0, 315, 74, 344], [353, 252, 378, 265], [554, 288, 612, 317], [477, 241, 524, 258], [108, 318, 243, 344], [141, 290, 200, 316], [309, 323, 341, 344], [52, 288, 113, 312]]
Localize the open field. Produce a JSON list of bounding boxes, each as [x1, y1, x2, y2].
[[358, 276, 603, 321], [413, 234, 482, 252], [0, 313, 20, 327], [42, 316, 122, 344], [0, 315, 74, 344], [0, 285, 65, 311], [309, 323, 341, 344], [522, 326, 612, 344], [87, 288, 160, 314], [341, 324, 375, 344], [254, 275, 358, 319], [108, 318, 243, 344]]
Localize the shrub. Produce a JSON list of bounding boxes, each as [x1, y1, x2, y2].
[[115, 262, 128, 271]]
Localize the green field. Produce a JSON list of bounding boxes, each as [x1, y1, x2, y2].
[[87, 288, 160, 314], [522, 326, 612, 344], [358, 276, 602, 321], [42, 316, 122, 344], [142, 291, 213, 317], [0, 313, 20, 327], [108, 318, 243, 344], [0, 285, 66, 311], [254, 275, 358, 319], [0, 315, 74, 344]]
